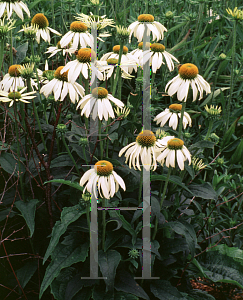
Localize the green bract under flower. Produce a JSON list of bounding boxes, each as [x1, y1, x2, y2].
[[8, 91, 21, 100]]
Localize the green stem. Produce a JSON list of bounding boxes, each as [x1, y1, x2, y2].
[[86, 202, 90, 230], [0, 38, 4, 73], [102, 198, 106, 251], [61, 135, 80, 176], [32, 97, 47, 151], [9, 29, 13, 65], [82, 146, 88, 165], [112, 41, 124, 97], [204, 120, 213, 140], [152, 167, 171, 240], [138, 168, 143, 206], [178, 102, 186, 139], [30, 39, 48, 124], [14, 103, 25, 201], [226, 19, 237, 130], [106, 118, 110, 158], [99, 120, 104, 159], [151, 72, 156, 94], [85, 76, 90, 96]]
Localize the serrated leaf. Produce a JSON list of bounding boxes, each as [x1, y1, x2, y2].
[[169, 221, 197, 257], [39, 242, 89, 299], [16, 260, 38, 289], [187, 183, 217, 200], [65, 274, 95, 300], [98, 250, 121, 291], [15, 199, 39, 237], [43, 205, 86, 264], [115, 270, 149, 300], [150, 280, 185, 300]]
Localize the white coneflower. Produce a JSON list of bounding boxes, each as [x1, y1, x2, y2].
[[75, 12, 114, 42], [119, 130, 165, 171], [98, 58, 134, 80], [45, 40, 72, 58], [154, 104, 192, 130], [0, 64, 36, 91], [31, 13, 61, 44], [128, 13, 167, 42], [157, 136, 191, 170], [40, 66, 85, 103], [80, 160, 126, 199], [100, 45, 138, 74], [165, 63, 211, 102], [0, 0, 30, 20], [0, 87, 35, 107], [76, 87, 124, 121], [60, 21, 93, 49], [60, 48, 96, 83], [130, 42, 150, 62], [141, 43, 179, 72]]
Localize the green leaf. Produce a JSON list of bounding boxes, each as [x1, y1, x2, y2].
[[72, 287, 92, 300], [15, 42, 28, 64], [199, 87, 230, 107], [114, 291, 139, 299], [15, 199, 39, 237], [108, 210, 137, 245], [230, 138, 243, 165], [39, 242, 89, 299], [169, 221, 197, 257], [199, 245, 243, 289], [51, 155, 75, 168], [150, 280, 185, 300], [65, 274, 95, 300], [16, 261, 38, 289], [44, 179, 83, 191], [189, 140, 215, 152], [187, 290, 216, 300], [151, 175, 193, 195], [43, 205, 86, 264], [51, 268, 74, 300], [187, 183, 217, 200], [109, 132, 118, 143], [98, 250, 121, 291], [0, 152, 18, 176], [104, 231, 124, 252], [221, 118, 239, 149], [115, 270, 149, 300]]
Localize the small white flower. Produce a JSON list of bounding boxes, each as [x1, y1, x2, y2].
[[119, 130, 165, 171], [31, 13, 61, 44], [0, 0, 30, 20], [100, 45, 138, 74], [0, 87, 36, 107], [165, 63, 211, 102], [154, 103, 192, 130], [60, 21, 93, 50], [60, 48, 97, 83], [157, 136, 191, 171], [76, 87, 124, 121], [40, 66, 84, 103], [128, 14, 167, 43], [80, 160, 126, 199], [0, 64, 37, 92], [98, 58, 134, 80], [141, 43, 179, 72]]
